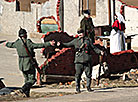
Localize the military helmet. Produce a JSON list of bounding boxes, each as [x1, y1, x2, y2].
[[77, 28, 84, 34], [18, 28, 27, 37], [83, 9, 91, 15]]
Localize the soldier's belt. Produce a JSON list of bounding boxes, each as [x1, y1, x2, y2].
[[19, 56, 30, 58]]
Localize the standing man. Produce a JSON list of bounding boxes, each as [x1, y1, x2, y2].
[[58, 28, 103, 93], [80, 9, 95, 43], [4, 28, 55, 97]]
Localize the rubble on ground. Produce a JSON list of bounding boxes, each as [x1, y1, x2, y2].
[[0, 91, 75, 101], [1, 69, 138, 101], [49, 69, 138, 89]]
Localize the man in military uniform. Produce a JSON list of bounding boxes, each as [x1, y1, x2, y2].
[[80, 9, 95, 43], [58, 28, 103, 93], [4, 28, 55, 97]]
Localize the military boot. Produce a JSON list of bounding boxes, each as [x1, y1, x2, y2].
[[76, 86, 81, 93], [22, 82, 32, 97], [75, 78, 81, 93], [87, 87, 94, 92]]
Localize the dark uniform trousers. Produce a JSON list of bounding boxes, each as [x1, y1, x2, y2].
[[62, 37, 101, 91], [22, 68, 36, 97], [75, 62, 92, 88]]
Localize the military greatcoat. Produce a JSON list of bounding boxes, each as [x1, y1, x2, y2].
[[63, 37, 101, 63], [62, 36, 101, 88], [80, 17, 95, 43], [6, 38, 50, 84]]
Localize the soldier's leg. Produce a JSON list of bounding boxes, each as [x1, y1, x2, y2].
[[75, 63, 83, 93], [85, 63, 93, 92], [90, 32, 95, 44], [22, 71, 28, 83], [22, 68, 36, 97]]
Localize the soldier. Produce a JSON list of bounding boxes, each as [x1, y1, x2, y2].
[[58, 28, 104, 93], [80, 9, 95, 43], [4, 28, 55, 97]]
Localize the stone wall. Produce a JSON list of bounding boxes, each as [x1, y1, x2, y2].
[[0, 0, 138, 47]]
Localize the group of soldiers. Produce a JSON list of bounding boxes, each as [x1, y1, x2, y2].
[[3, 9, 104, 97]]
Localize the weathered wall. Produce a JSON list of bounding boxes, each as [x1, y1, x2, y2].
[[0, 0, 138, 47], [0, 1, 39, 35], [64, 0, 109, 35], [115, 0, 138, 48]]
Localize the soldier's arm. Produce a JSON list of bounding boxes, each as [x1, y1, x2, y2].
[[90, 18, 94, 28], [61, 39, 75, 47], [89, 39, 101, 54], [6, 42, 16, 48], [5, 39, 19, 48], [28, 39, 51, 49], [80, 19, 86, 32]]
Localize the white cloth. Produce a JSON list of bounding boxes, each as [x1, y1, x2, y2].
[[0, 4, 3, 15], [116, 12, 125, 23], [110, 29, 121, 53]]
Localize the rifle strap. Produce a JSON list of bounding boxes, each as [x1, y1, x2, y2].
[[20, 37, 42, 74]]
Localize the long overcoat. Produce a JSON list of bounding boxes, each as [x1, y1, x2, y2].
[[6, 38, 50, 72], [63, 37, 101, 63]]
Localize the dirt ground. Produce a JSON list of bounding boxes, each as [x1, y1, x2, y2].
[[1, 34, 138, 101], [1, 71, 138, 101]]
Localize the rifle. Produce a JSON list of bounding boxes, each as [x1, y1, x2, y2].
[[0, 40, 6, 44], [20, 37, 42, 74], [97, 55, 103, 86]]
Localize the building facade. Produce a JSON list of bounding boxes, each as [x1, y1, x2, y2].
[[0, 0, 138, 47]]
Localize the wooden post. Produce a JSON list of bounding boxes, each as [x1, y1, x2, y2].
[[108, 0, 111, 26], [127, 36, 131, 50], [61, 0, 64, 32], [82, 0, 84, 14], [113, 0, 115, 22], [79, 0, 81, 16]]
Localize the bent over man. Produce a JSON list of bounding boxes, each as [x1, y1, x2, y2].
[[4, 28, 55, 97]]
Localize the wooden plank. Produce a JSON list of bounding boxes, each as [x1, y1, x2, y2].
[[119, 0, 138, 7], [42, 75, 75, 83], [19, 0, 31, 12], [89, 0, 96, 16], [32, 0, 49, 3], [83, 0, 87, 10], [19, 0, 49, 12]]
